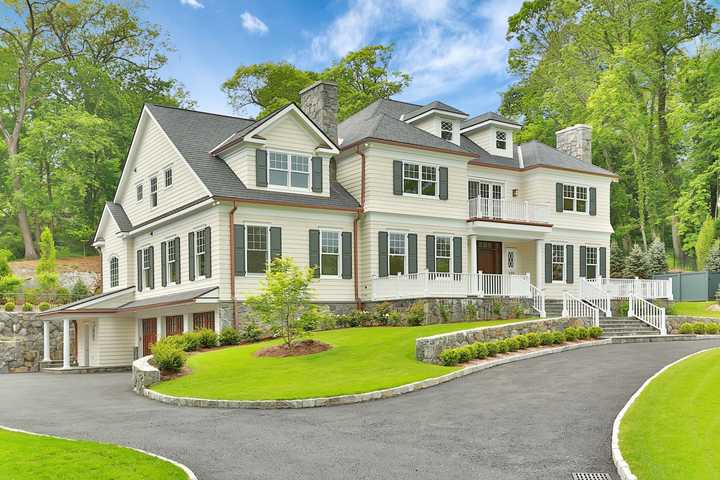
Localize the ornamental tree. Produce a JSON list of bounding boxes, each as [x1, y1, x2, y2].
[[695, 216, 716, 270], [36, 228, 59, 291], [646, 238, 668, 276], [624, 244, 650, 279], [705, 242, 720, 272]]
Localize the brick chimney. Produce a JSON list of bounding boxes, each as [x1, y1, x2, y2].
[[299, 80, 338, 144], [555, 124, 592, 163]]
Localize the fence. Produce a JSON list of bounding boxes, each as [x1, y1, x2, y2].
[[653, 271, 720, 301]]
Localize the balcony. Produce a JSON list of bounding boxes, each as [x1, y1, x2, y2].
[[468, 197, 551, 226]]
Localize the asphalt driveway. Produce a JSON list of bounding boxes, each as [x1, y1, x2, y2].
[[1, 339, 719, 480]]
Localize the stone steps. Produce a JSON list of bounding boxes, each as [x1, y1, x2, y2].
[[599, 317, 660, 337]]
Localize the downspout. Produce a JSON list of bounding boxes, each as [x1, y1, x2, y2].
[[229, 201, 238, 328], [353, 144, 367, 310]]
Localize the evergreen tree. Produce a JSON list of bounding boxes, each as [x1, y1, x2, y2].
[[695, 216, 716, 270], [646, 238, 668, 275], [624, 244, 650, 279], [36, 228, 59, 291], [610, 240, 626, 278], [705, 242, 720, 272]]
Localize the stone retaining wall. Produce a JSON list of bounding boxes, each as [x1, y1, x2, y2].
[[666, 315, 720, 334], [0, 312, 67, 373], [415, 317, 591, 364], [131, 355, 161, 393]]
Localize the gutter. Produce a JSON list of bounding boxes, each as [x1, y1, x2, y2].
[[229, 201, 239, 328], [353, 144, 367, 310]]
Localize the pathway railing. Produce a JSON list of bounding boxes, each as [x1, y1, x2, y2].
[[628, 294, 667, 335], [562, 291, 599, 327], [580, 278, 612, 317]]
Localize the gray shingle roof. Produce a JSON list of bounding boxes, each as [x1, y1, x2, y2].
[[145, 104, 359, 210], [462, 112, 521, 130], [106, 202, 132, 232], [403, 100, 467, 121], [519, 141, 616, 176], [120, 287, 218, 310]]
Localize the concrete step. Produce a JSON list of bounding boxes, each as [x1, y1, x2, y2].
[[602, 331, 660, 337]]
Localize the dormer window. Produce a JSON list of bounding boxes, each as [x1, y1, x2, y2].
[[268, 151, 310, 189], [441, 121, 453, 141], [496, 130, 507, 150]]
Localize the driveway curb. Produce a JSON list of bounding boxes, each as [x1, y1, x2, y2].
[[610, 346, 720, 480], [0, 424, 199, 480]]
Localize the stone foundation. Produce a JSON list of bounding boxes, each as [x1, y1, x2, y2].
[[666, 315, 720, 334], [131, 355, 161, 393], [0, 312, 70, 373]]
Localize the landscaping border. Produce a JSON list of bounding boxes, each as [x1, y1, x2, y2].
[[0, 424, 198, 480], [611, 346, 720, 480]]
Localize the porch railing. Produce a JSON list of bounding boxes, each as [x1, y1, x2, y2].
[[628, 294, 667, 335], [586, 277, 673, 300], [562, 291, 600, 327], [579, 278, 612, 317], [468, 197, 550, 224]]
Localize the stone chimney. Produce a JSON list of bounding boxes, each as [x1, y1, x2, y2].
[[299, 80, 338, 144], [555, 124, 592, 163]]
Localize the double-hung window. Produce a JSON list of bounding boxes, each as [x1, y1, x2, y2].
[[195, 229, 207, 278], [403, 162, 437, 197], [586, 247, 598, 279], [167, 239, 178, 284], [320, 231, 340, 276], [563, 184, 588, 213], [142, 247, 152, 288], [440, 121, 453, 141], [435, 236, 452, 273], [164, 168, 173, 188], [552, 244, 565, 282], [136, 184, 143, 202], [246, 225, 269, 274], [496, 130, 507, 150], [150, 176, 158, 207], [109, 257, 119, 288], [388, 233, 406, 276], [268, 151, 310, 189]]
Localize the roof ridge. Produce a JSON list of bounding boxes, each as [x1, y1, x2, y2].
[[384, 98, 423, 108], [145, 103, 255, 122]]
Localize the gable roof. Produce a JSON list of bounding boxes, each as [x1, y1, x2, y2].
[[403, 100, 467, 121], [106, 202, 132, 232], [519, 141, 617, 177], [462, 112, 521, 130], [145, 104, 358, 210]]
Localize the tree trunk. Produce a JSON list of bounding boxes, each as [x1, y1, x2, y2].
[[671, 214, 683, 265], [6, 139, 38, 259]]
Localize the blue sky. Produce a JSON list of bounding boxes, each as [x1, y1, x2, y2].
[[143, 0, 525, 118]]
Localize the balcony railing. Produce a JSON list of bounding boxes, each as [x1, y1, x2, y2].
[[468, 197, 550, 225]]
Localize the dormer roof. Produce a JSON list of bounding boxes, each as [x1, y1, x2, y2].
[[402, 100, 468, 122], [461, 112, 522, 132]]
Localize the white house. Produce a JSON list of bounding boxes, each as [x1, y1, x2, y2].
[[39, 81, 671, 369]]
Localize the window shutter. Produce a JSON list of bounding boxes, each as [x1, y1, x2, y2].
[[393, 161, 402, 195], [566, 245, 574, 284], [188, 232, 195, 281], [425, 235, 436, 272], [174, 237, 182, 284], [309, 229, 320, 278], [589, 187, 597, 216], [439, 167, 449, 200], [599, 247, 607, 278], [311, 157, 323, 193], [544, 243, 552, 284], [270, 227, 282, 261], [234, 225, 245, 276], [453, 237, 463, 273], [161, 242, 167, 287], [408, 233, 417, 274], [342, 231, 352, 279], [579, 246, 587, 278], [378, 231, 388, 277], [204, 226, 212, 278], [556, 183, 564, 212], [136, 250, 143, 291], [256, 149, 268, 187], [148, 246, 155, 289]]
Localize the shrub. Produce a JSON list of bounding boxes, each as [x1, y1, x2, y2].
[[539, 331, 554, 346], [506, 337, 520, 352], [486, 341, 499, 357], [196, 328, 218, 348], [516, 334, 529, 349], [576, 327, 589, 340], [457, 346, 474, 363], [70, 280, 90, 301], [436, 302, 452, 323], [471, 342, 489, 359], [510, 305, 524, 319], [497, 339, 510, 354], [386, 311, 403, 326], [0, 275, 21, 303], [693, 322, 707, 335], [241, 322, 262, 342], [219, 327, 242, 346], [491, 299, 503, 317], [552, 331, 566, 344], [439, 348, 461, 366], [372, 302, 393, 326], [151, 342, 186, 372], [4, 301, 15, 312], [22, 302, 33, 312], [588, 326, 604, 338], [679, 322, 694, 334], [176, 332, 201, 352], [345, 309, 373, 327], [617, 301, 630, 317], [526, 332, 541, 347], [705, 322, 719, 334], [405, 301, 426, 326], [464, 303, 478, 321], [55, 287, 71, 304], [318, 313, 338, 330], [564, 327, 578, 341], [38, 301, 50, 312]]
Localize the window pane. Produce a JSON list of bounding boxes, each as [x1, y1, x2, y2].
[[247, 226, 268, 273], [403, 163, 419, 179], [247, 251, 266, 273], [576, 200, 587, 212], [269, 169, 288, 186], [422, 166, 436, 181], [436, 237, 451, 257], [269, 152, 288, 169], [291, 155, 309, 172], [422, 181, 436, 196], [388, 233, 405, 255], [436, 258, 450, 273], [321, 231, 339, 253], [389, 255, 405, 275], [587, 265, 597, 279], [564, 198, 574, 210], [291, 172, 309, 188], [404, 178, 419, 194], [441, 130, 453, 140], [165, 169, 173, 187], [321, 254, 339, 276], [552, 263, 564, 281], [564, 185, 575, 198]]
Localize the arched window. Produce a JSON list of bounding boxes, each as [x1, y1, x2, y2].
[[110, 257, 119, 288]]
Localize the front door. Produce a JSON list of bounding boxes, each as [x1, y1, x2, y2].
[[141, 318, 157, 356], [477, 241, 502, 274]]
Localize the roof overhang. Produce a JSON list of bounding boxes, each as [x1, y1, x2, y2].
[[341, 137, 476, 158], [468, 159, 619, 180], [461, 119, 522, 134], [402, 109, 468, 123]]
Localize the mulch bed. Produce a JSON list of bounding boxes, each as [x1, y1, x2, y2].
[[159, 365, 192, 381], [255, 339, 332, 358]]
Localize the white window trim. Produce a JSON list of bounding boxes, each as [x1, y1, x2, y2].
[[166, 238, 178, 286], [551, 244, 567, 284], [266, 149, 314, 193], [109, 256, 119, 288], [319, 229, 342, 279], [194, 228, 207, 280], [142, 247, 153, 288], [245, 224, 271, 277], [149, 175, 159, 208], [401, 161, 439, 198], [163, 167, 174, 189], [440, 120, 454, 141], [562, 183, 590, 215], [496, 129, 508, 150], [387, 232, 408, 276], [585, 246, 598, 279], [135, 183, 143, 202], [434, 235, 453, 273]]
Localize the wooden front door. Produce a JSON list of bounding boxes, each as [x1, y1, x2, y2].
[[141, 318, 157, 356], [477, 241, 502, 274], [165, 315, 184, 336]]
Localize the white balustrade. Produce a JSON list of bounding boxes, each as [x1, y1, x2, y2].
[[628, 294, 667, 335], [589, 277, 673, 300], [580, 278, 612, 317], [562, 291, 599, 327], [468, 197, 550, 224]]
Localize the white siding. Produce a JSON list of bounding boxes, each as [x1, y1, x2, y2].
[[98, 214, 129, 292], [465, 125, 514, 158], [95, 317, 136, 367]]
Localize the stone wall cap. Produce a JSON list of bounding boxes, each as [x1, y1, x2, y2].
[[299, 80, 338, 95]]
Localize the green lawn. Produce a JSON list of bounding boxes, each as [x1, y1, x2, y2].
[[667, 301, 720, 318], [0, 429, 187, 480], [152, 320, 522, 400], [620, 348, 720, 479]]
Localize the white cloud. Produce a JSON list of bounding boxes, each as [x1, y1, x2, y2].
[[179, 0, 204, 9], [240, 11, 269, 35]]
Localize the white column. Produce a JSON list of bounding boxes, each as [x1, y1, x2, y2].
[[42, 321, 50, 362], [62, 318, 70, 369], [157, 317, 163, 340], [183, 314, 190, 333], [469, 235, 478, 273], [535, 239, 544, 286]]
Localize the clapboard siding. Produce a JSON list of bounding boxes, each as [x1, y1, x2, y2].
[[335, 151, 363, 203], [95, 317, 135, 367], [464, 125, 515, 158], [99, 214, 130, 292]]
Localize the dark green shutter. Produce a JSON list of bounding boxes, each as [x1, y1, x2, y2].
[[378, 231, 388, 277], [175, 237, 181, 284], [393, 161, 402, 195], [204, 226, 212, 278], [426, 235, 435, 272], [161, 242, 167, 287], [439, 167, 448, 200], [589, 187, 597, 216], [148, 246, 154, 289], [234, 225, 245, 276], [453, 237, 462, 273], [579, 246, 587, 278], [556, 183, 564, 212], [545, 243, 552, 284], [566, 245, 574, 284], [342, 232, 352, 279], [256, 150, 267, 187], [599, 247, 607, 278], [188, 232, 195, 281], [270, 227, 282, 260], [309, 229, 320, 278], [136, 250, 143, 291], [311, 157, 323, 193], [408, 233, 417, 274]]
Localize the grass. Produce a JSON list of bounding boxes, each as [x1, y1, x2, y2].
[[667, 301, 720, 318], [152, 320, 523, 400], [0, 429, 187, 480], [619, 348, 720, 479]]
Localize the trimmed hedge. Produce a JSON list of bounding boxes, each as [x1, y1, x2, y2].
[[679, 321, 720, 335], [219, 327, 242, 346], [151, 341, 186, 372]]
